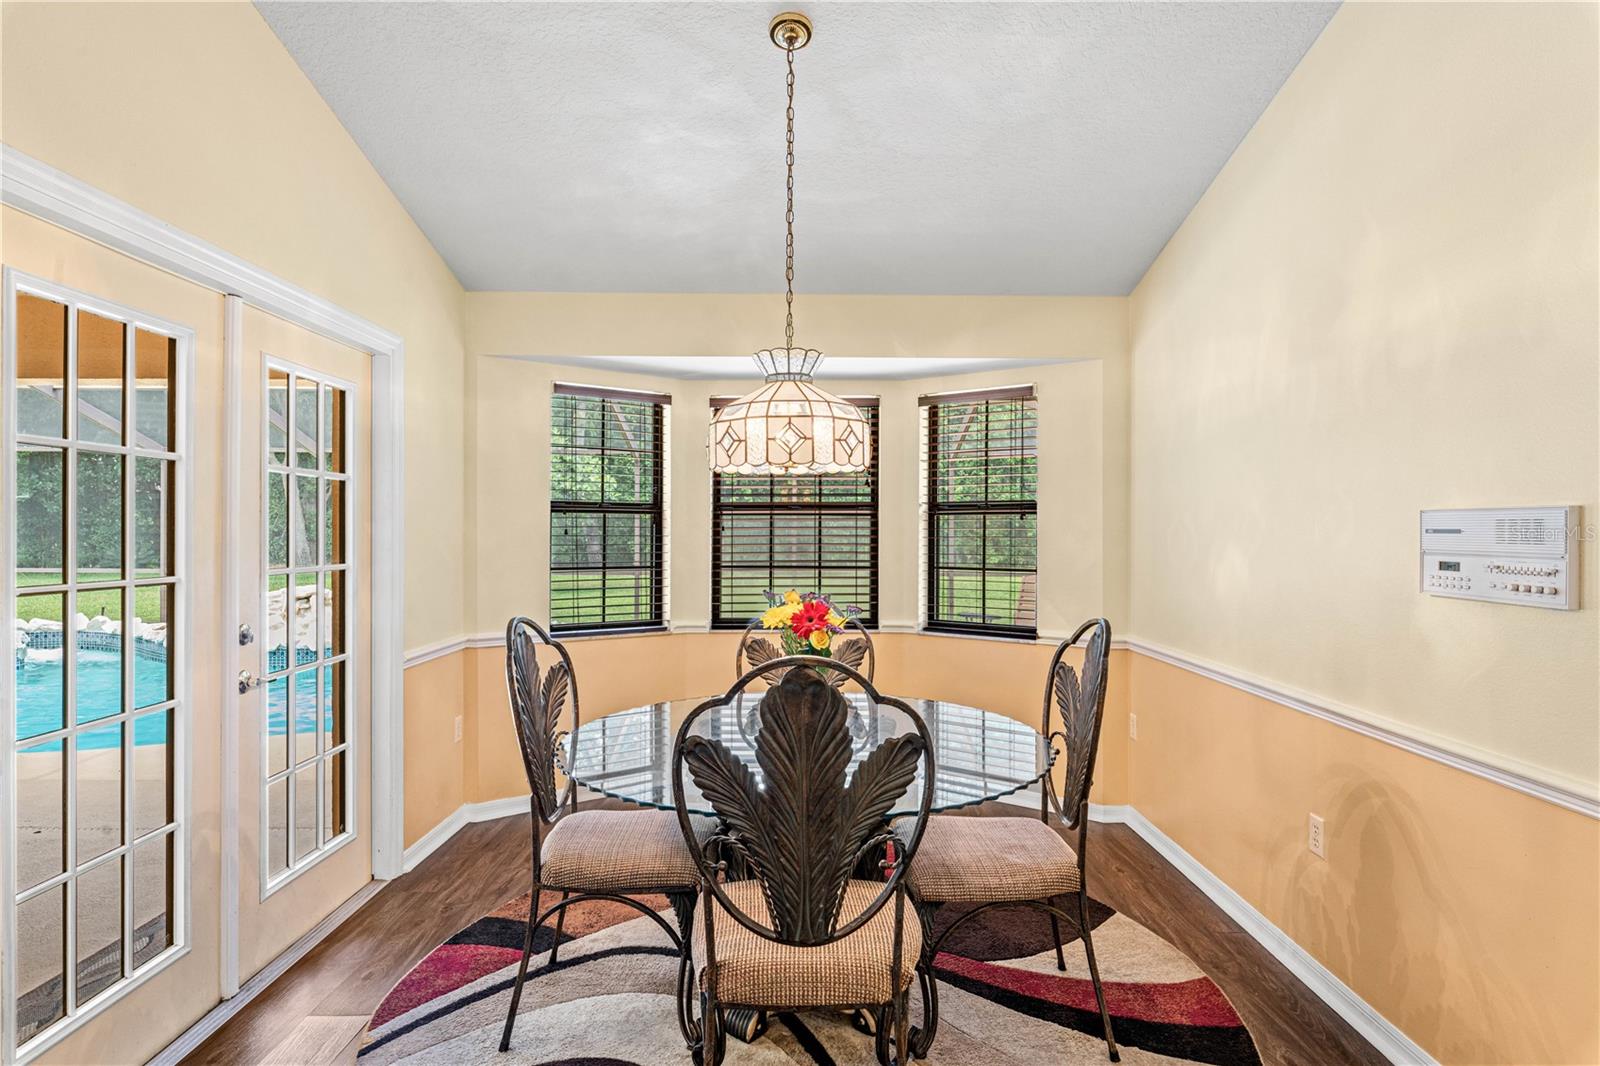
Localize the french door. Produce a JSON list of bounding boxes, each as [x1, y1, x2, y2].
[[230, 306, 372, 985], [5, 205, 390, 1063]]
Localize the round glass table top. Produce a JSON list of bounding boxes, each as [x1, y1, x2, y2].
[[561, 692, 1053, 818]]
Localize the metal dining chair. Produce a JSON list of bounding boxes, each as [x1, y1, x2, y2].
[[896, 618, 1120, 1062], [498, 616, 714, 1053], [672, 657, 934, 1066], [734, 615, 875, 688]]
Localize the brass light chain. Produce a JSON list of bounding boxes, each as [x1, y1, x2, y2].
[[784, 42, 797, 354]]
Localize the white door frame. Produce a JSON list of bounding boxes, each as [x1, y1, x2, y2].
[[1, 144, 407, 1000]]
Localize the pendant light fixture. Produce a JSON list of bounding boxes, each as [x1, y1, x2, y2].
[[709, 12, 872, 476]]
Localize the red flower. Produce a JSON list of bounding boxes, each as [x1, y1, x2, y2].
[[789, 599, 833, 639]]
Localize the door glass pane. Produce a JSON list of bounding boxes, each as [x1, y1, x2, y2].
[[260, 367, 352, 881], [294, 475, 318, 567], [75, 616, 123, 727], [266, 675, 289, 776], [75, 857, 124, 1003], [75, 310, 124, 446], [16, 593, 65, 740], [16, 444, 65, 584], [8, 284, 184, 1041], [323, 384, 345, 472], [268, 367, 289, 466], [322, 479, 344, 564], [16, 741, 66, 893], [132, 709, 173, 836], [16, 293, 68, 438], [134, 457, 174, 578], [293, 573, 319, 665], [323, 571, 344, 656], [293, 765, 318, 862], [132, 834, 173, 968], [324, 660, 345, 749], [295, 376, 319, 469], [76, 450, 124, 581], [76, 722, 123, 862], [15, 887, 66, 1042], [294, 667, 319, 764], [133, 585, 173, 709], [133, 329, 176, 451], [267, 776, 288, 879], [267, 471, 288, 569], [324, 751, 346, 841]]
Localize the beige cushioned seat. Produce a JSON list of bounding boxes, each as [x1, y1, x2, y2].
[[693, 880, 920, 1008], [540, 809, 714, 893], [896, 815, 1080, 903]]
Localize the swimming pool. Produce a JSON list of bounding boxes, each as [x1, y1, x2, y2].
[[15, 648, 326, 748]]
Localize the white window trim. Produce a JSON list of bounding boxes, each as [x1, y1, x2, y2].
[[2, 269, 196, 1064], [255, 356, 360, 900]]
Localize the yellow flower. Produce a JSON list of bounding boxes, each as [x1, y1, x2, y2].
[[761, 603, 800, 629], [783, 589, 802, 606], [808, 628, 831, 651], [826, 611, 845, 627]]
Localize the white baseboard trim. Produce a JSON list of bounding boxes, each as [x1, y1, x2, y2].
[[148, 878, 387, 1066], [1115, 805, 1435, 1066], [401, 797, 529, 873]]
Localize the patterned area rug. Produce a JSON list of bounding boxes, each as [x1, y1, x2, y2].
[[361, 891, 1261, 1065]]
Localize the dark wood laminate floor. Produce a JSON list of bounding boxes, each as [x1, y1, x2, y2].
[[186, 803, 1385, 1066]]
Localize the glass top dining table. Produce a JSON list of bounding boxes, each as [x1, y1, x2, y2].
[[560, 691, 1054, 818]]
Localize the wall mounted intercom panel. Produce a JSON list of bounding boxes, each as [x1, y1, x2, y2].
[[1420, 506, 1580, 610]]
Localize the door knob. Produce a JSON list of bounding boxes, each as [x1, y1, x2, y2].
[[238, 670, 266, 695], [239, 623, 255, 646]]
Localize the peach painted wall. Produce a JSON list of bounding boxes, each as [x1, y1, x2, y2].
[[1126, 654, 1600, 1064], [402, 653, 469, 848]]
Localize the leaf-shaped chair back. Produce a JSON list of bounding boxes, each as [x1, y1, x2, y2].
[[1042, 618, 1112, 830], [672, 656, 932, 947], [735, 617, 876, 691], [504, 616, 579, 824]]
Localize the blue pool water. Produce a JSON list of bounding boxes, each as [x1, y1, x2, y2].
[[15, 648, 329, 749]]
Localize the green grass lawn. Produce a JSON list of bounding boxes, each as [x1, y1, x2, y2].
[[16, 571, 320, 623], [928, 570, 1032, 627]]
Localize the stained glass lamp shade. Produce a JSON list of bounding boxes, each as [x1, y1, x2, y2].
[[709, 348, 871, 475]]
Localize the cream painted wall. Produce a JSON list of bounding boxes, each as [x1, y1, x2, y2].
[[1, 0, 469, 653], [1127, 1, 1599, 794], [1120, 3, 1600, 1062]]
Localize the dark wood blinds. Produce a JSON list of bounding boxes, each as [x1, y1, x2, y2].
[[710, 397, 879, 629], [923, 387, 1038, 638], [549, 387, 666, 632]]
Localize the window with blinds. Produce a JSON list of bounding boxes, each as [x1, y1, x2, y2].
[[710, 397, 879, 628], [922, 386, 1038, 638], [549, 384, 668, 632]]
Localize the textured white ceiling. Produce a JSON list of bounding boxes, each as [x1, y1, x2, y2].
[[258, 2, 1336, 296]]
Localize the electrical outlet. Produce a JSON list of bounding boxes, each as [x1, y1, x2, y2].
[[1307, 813, 1326, 859], [1128, 713, 1138, 740], [454, 715, 463, 743]]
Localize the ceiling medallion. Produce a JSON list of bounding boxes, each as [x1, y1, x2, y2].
[[709, 11, 872, 476]]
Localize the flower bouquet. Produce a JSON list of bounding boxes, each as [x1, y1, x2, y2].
[[747, 589, 868, 686]]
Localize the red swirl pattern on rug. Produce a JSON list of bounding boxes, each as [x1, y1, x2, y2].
[[362, 890, 1261, 1064]]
